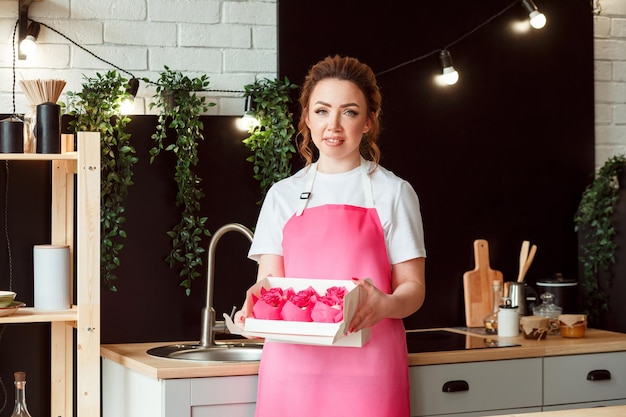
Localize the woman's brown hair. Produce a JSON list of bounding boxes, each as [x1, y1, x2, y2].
[[297, 55, 382, 166]]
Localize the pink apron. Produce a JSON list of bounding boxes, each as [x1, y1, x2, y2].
[[255, 161, 410, 417]]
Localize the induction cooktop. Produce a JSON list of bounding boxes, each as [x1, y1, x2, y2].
[[405, 329, 520, 353]]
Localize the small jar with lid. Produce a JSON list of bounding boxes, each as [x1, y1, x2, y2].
[[532, 292, 562, 335], [558, 314, 587, 338]]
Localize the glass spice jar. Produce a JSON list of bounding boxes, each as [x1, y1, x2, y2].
[[532, 292, 562, 335]]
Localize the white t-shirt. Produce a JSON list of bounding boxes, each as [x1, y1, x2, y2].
[[248, 158, 426, 265]]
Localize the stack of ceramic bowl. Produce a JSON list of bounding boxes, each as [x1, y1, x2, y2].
[[0, 291, 25, 317]]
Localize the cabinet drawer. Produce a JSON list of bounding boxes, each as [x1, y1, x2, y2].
[[409, 358, 542, 416], [191, 375, 258, 406], [544, 351, 626, 406]]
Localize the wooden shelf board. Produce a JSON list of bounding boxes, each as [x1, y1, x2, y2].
[[0, 306, 77, 324], [0, 152, 77, 161]]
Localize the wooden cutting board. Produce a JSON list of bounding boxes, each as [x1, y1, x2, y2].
[[463, 239, 504, 327]]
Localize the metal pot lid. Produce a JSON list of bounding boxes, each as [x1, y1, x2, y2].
[[537, 280, 577, 287], [537, 273, 577, 287]]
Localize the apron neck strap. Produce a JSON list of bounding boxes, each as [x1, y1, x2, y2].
[[296, 159, 373, 216]]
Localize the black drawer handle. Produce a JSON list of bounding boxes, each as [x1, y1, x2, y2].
[[442, 380, 469, 392], [587, 369, 611, 381]]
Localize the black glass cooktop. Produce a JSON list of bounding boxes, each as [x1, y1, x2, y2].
[[405, 329, 520, 353]]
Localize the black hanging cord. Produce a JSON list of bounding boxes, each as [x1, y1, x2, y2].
[[375, 0, 521, 77], [11, 21, 18, 117], [29, 19, 136, 79], [444, 0, 519, 50]]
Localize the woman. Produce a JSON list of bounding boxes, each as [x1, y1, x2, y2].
[[247, 55, 426, 417]]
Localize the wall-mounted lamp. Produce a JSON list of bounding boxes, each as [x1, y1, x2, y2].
[[521, 0, 547, 29], [237, 96, 260, 131], [439, 50, 459, 86], [18, 0, 39, 60]]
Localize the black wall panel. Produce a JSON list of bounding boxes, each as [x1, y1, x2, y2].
[[278, 0, 595, 328]]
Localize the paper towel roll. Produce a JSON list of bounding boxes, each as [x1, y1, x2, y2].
[[33, 244, 70, 310]]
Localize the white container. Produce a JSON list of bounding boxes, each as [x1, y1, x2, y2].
[[33, 244, 70, 310], [498, 299, 519, 337]]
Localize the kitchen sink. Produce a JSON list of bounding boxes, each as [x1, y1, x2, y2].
[[147, 342, 263, 362]]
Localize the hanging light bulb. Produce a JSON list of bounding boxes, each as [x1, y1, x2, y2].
[[119, 78, 139, 114], [237, 96, 260, 131], [438, 49, 459, 86], [19, 22, 40, 57], [522, 0, 547, 29]]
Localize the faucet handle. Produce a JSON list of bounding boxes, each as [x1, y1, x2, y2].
[[229, 305, 237, 321]]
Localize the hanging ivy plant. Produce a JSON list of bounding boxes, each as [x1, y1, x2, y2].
[[146, 66, 214, 295], [63, 70, 137, 291], [242, 77, 298, 203], [574, 154, 626, 325]]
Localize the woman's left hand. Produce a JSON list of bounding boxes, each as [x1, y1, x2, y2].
[[347, 258, 426, 333], [348, 277, 390, 333]]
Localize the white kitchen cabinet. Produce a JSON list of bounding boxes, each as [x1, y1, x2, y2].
[[409, 358, 543, 416], [543, 351, 626, 410], [102, 358, 258, 417], [0, 132, 101, 417], [102, 330, 626, 417]]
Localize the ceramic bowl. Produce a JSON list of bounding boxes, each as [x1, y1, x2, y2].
[[0, 291, 17, 307]]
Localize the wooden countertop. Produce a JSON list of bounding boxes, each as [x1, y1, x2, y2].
[[491, 405, 626, 416], [406, 327, 626, 366], [100, 328, 626, 380]]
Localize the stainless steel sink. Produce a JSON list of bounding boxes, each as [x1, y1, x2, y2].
[[147, 343, 263, 362]]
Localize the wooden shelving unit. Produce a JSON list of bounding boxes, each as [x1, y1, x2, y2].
[[0, 132, 101, 417]]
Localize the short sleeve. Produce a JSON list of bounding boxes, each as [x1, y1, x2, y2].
[[386, 180, 426, 265], [247, 186, 287, 262]]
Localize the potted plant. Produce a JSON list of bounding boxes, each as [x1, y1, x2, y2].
[[146, 66, 214, 295], [242, 77, 298, 202], [574, 154, 626, 325], [63, 70, 138, 291]]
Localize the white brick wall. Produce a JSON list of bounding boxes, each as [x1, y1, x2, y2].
[[0, 0, 624, 163], [594, 0, 626, 166], [0, 0, 277, 116]]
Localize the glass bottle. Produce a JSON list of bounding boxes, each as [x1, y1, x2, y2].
[[483, 280, 502, 334], [11, 371, 33, 417], [23, 105, 37, 153]]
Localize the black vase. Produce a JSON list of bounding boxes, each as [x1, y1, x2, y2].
[[0, 117, 24, 153], [36, 102, 61, 154]]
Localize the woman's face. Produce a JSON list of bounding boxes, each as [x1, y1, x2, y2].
[[305, 78, 372, 171]]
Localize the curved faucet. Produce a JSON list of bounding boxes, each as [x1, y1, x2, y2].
[[200, 223, 254, 347]]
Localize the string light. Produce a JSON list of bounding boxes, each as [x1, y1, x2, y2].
[[236, 96, 260, 131], [12, 20, 248, 117], [119, 77, 139, 114], [11, 0, 547, 106], [375, 0, 545, 85], [522, 0, 547, 29], [438, 50, 459, 85]]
